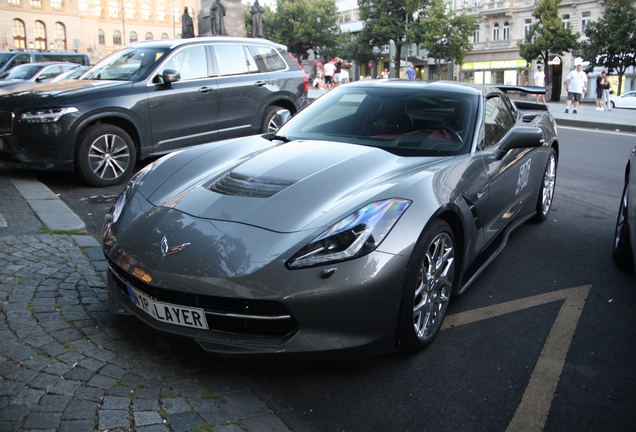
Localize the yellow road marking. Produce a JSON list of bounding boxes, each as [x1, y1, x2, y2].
[[443, 285, 592, 432]]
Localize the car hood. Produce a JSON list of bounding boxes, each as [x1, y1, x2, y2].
[[142, 137, 445, 233], [0, 79, 132, 108]]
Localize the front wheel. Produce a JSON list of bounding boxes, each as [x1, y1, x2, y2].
[[610, 101, 615, 109], [613, 179, 634, 270], [261, 106, 285, 134], [533, 148, 557, 222], [399, 219, 457, 352], [76, 124, 137, 187]]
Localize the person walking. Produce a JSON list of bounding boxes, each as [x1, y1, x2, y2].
[[333, 57, 344, 88], [565, 64, 587, 114], [323, 60, 336, 91], [596, 70, 610, 111], [340, 68, 349, 84], [533, 65, 546, 104], [406, 64, 416, 80], [382, 68, 389, 79]]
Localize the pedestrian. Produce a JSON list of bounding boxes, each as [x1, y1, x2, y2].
[[596, 70, 610, 111], [382, 68, 389, 79], [565, 64, 587, 114], [323, 59, 336, 91], [340, 68, 349, 84], [406, 64, 416, 80], [332, 57, 344, 88], [533, 65, 546, 104]]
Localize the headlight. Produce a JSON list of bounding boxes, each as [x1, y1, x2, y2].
[[110, 163, 153, 223], [286, 198, 412, 269], [20, 107, 79, 123]]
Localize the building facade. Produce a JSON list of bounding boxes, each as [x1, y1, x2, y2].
[[1, 0, 199, 64]]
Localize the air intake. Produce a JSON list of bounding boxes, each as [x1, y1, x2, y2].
[[209, 172, 295, 198]]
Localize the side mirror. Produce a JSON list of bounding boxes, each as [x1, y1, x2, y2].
[[35, 75, 45, 82], [493, 126, 545, 160], [273, 109, 291, 129], [161, 69, 181, 85]]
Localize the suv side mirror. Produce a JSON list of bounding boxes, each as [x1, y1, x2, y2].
[[274, 109, 292, 129], [493, 126, 545, 160], [161, 69, 181, 85]]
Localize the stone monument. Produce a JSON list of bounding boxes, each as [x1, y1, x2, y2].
[[181, 7, 195, 38], [250, 0, 265, 38], [198, 0, 247, 37]]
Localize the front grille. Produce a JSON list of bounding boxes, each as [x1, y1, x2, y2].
[[109, 259, 298, 338], [0, 111, 14, 135], [24, 143, 57, 159], [210, 172, 295, 198]]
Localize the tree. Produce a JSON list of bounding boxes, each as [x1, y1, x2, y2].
[[264, 0, 341, 62], [408, 0, 479, 79], [358, 0, 430, 77], [580, 0, 636, 95], [517, 0, 579, 85], [338, 33, 377, 68]]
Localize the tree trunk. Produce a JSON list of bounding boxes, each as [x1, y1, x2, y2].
[[394, 41, 402, 78]]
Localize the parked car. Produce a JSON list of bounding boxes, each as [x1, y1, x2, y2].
[[0, 51, 89, 75], [101, 81, 558, 358], [50, 66, 90, 82], [610, 91, 636, 109], [0, 62, 80, 93], [0, 38, 308, 187], [613, 143, 636, 271]]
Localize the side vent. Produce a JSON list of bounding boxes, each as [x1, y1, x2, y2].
[[522, 114, 538, 123], [209, 172, 295, 198], [462, 193, 482, 230]]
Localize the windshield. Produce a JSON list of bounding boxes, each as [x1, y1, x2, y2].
[[277, 85, 479, 157], [0, 64, 43, 80], [0, 54, 14, 69], [52, 67, 88, 82], [82, 47, 167, 81]]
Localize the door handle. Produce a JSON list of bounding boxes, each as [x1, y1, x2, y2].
[[254, 81, 267, 87], [198, 87, 212, 93]]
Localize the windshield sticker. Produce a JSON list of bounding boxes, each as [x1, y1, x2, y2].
[[516, 159, 531, 195]]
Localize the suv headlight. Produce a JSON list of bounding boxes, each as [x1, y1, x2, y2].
[[20, 107, 79, 123], [286, 198, 412, 269]]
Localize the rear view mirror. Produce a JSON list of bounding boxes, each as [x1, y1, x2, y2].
[[274, 109, 292, 129], [493, 126, 545, 160], [161, 69, 181, 85]]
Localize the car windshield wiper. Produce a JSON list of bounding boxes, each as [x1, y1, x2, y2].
[[268, 134, 291, 143]]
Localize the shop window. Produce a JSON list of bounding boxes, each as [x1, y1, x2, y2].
[[34, 21, 47, 50], [125, 2, 135, 19], [113, 30, 121, 45], [93, 0, 102, 16], [109, 0, 118, 18], [13, 19, 26, 49], [157, 5, 166, 21], [581, 11, 591, 34], [524, 19, 532, 38], [98, 29, 105, 44], [503, 22, 509, 40], [562, 14, 570, 29], [55, 22, 66, 49], [493, 23, 499, 41], [141, 4, 150, 19], [145, 32, 153, 40], [130, 31, 138, 42]]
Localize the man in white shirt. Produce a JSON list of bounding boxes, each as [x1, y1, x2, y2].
[[565, 64, 588, 114], [533, 65, 546, 104], [323, 60, 336, 91]]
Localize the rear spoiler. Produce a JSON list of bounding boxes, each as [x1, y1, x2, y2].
[[489, 85, 546, 94]]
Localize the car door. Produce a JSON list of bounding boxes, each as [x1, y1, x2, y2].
[[478, 95, 543, 245], [147, 44, 219, 154], [211, 43, 272, 140]]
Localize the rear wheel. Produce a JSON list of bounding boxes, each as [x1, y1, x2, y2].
[[610, 101, 615, 109], [261, 106, 283, 133], [399, 219, 456, 352], [76, 124, 136, 187], [613, 179, 634, 270], [533, 148, 557, 222]]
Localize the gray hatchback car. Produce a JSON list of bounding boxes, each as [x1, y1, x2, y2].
[[0, 38, 307, 186]]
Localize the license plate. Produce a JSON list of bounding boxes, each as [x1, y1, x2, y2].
[[126, 284, 208, 330]]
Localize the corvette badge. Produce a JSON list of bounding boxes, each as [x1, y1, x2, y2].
[[160, 236, 191, 258]]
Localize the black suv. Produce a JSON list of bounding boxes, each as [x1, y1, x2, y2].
[[0, 38, 307, 186]]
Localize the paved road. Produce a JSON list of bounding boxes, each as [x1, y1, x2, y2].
[[29, 127, 636, 431]]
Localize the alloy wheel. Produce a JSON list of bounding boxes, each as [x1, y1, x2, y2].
[[541, 153, 557, 216], [88, 133, 131, 180]]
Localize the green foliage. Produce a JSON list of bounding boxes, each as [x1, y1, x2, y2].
[[580, 0, 636, 94], [517, 0, 579, 83], [265, 0, 342, 61], [338, 33, 377, 66], [408, 0, 479, 77]]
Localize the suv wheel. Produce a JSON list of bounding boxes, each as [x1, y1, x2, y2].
[[76, 124, 136, 187], [261, 106, 283, 133]]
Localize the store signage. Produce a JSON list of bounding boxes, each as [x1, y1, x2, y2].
[[462, 59, 528, 70]]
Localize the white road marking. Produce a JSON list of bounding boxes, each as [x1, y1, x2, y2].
[[443, 285, 592, 432]]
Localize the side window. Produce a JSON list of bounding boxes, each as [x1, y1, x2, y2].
[[484, 96, 514, 148], [9, 54, 30, 68], [164, 45, 208, 80], [39, 66, 63, 80], [213, 44, 258, 76], [250, 46, 286, 72]]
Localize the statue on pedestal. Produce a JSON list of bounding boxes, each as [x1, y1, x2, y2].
[[181, 7, 195, 38], [250, 0, 265, 38], [210, 0, 228, 36]]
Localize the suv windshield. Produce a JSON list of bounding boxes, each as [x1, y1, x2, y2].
[[0, 64, 43, 80], [277, 85, 478, 157], [0, 54, 14, 69], [83, 47, 167, 81]]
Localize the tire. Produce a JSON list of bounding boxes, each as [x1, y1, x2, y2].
[[399, 219, 457, 352], [613, 179, 634, 270], [261, 106, 283, 134], [76, 124, 137, 187], [533, 147, 557, 222], [610, 101, 615, 109]]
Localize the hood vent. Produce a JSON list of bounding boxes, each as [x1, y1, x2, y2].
[[209, 171, 296, 198]]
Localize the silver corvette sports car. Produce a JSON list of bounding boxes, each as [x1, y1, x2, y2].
[[102, 80, 559, 358]]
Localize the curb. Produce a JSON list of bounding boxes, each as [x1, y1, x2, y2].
[[554, 118, 636, 133]]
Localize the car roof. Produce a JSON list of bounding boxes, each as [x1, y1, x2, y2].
[[126, 37, 287, 52], [343, 79, 497, 97], [12, 61, 79, 67]]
